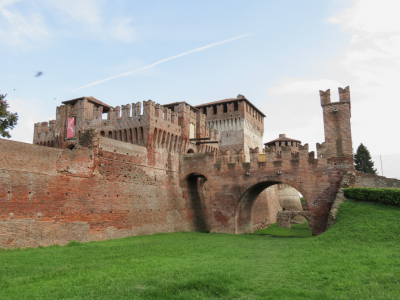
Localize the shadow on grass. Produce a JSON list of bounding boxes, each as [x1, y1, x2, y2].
[[253, 222, 312, 238]]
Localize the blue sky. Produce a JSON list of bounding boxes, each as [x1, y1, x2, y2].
[[1, 0, 399, 178]]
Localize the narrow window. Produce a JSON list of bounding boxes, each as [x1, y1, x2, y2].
[[223, 103, 227, 113], [213, 105, 217, 115], [203, 107, 207, 115], [234, 102, 238, 111]]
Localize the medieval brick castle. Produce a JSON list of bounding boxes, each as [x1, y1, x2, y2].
[[1, 86, 399, 248]]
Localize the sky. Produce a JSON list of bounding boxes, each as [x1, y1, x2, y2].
[[1, 0, 399, 178]]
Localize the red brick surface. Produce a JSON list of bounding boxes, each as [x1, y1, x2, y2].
[[2, 86, 386, 248]]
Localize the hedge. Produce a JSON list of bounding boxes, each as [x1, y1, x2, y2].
[[344, 188, 400, 206]]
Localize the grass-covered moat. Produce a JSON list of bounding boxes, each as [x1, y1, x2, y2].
[[253, 221, 312, 237], [1, 200, 400, 299]]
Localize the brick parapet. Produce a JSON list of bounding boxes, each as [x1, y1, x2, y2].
[[354, 171, 400, 188]]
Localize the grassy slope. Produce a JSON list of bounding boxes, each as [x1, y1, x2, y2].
[[1, 200, 400, 300]]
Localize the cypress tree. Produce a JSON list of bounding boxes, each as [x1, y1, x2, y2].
[[354, 143, 377, 175]]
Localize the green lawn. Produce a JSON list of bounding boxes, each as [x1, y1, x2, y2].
[[1, 200, 400, 299], [253, 222, 312, 237]]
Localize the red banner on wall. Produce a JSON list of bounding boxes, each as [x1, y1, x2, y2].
[[67, 117, 75, 138]]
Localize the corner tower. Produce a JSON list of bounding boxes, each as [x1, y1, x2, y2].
[[317, 86, 353, 169]]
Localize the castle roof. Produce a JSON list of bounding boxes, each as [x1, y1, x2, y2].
[[194, 96, 266, 117], [62, 97, 112, 112], [264, 134, 301, 147], [163, 101, 199, 112]]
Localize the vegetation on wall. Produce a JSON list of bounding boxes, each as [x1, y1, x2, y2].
[[79, 128, 96, 147], [354, 143, 377, 174], [0, 94, 18, 138], [344, 187, 400, 206]]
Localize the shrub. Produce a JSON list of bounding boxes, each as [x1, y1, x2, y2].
[[79, 128, 96, 147], [67, 241, 83, 247], [344, 187, 400, 206]]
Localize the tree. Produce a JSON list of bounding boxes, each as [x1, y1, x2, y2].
[[0, 94, 18, 138], [354, 143, 377, 175]]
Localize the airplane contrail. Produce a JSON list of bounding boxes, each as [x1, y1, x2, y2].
[[74, 33, 255, 91]]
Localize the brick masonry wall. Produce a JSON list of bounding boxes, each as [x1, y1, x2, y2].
[[0, 139, 61, 175], [180, 144, 349, 236], [354, 171, 400, 189], [0, 139, 198, 249], [252, 186, 281, 230]]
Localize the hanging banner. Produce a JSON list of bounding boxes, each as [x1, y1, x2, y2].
[[67, 117, 75, 138]]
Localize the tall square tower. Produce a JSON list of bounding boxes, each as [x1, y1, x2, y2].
[[195, 95, 265, 160]]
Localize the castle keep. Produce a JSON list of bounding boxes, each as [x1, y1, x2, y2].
[[2, 86, 400, 248]]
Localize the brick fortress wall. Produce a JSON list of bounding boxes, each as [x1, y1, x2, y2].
[[1, 85, 357, 247], [0, 138, 206, 248]]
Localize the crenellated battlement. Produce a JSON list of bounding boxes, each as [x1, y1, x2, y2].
[[319, 89, 331, 106], [338, 86, 350, 102], [320, 86, 351, 106]]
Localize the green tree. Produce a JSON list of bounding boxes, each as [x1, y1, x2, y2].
[[354, 143, 377, 175], [0, 94, 18, 138]]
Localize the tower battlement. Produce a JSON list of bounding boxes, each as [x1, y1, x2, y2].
[[320, 86, 351, 106]]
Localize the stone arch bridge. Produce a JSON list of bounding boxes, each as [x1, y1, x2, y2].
[[180, 146, 352, 236], [180, 86, 356, 235]]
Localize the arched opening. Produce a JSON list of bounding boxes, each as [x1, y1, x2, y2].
[[153, 128, 158, 146], [187, 149, 194, 153], [186, 173, 209, 232], [236, 181, 310, 234], [67, 144, 75, 150], [100, 131, 105, 137]]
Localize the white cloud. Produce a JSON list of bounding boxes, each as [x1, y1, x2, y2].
[[0, 0, 138, 46], [46, 0, 138, 42], [267, 78, 344, 98], [6, 97, 53, 143], [110, 17, 138, 42], [45, 0, 102, 27], [0, 0, 49, 46]]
